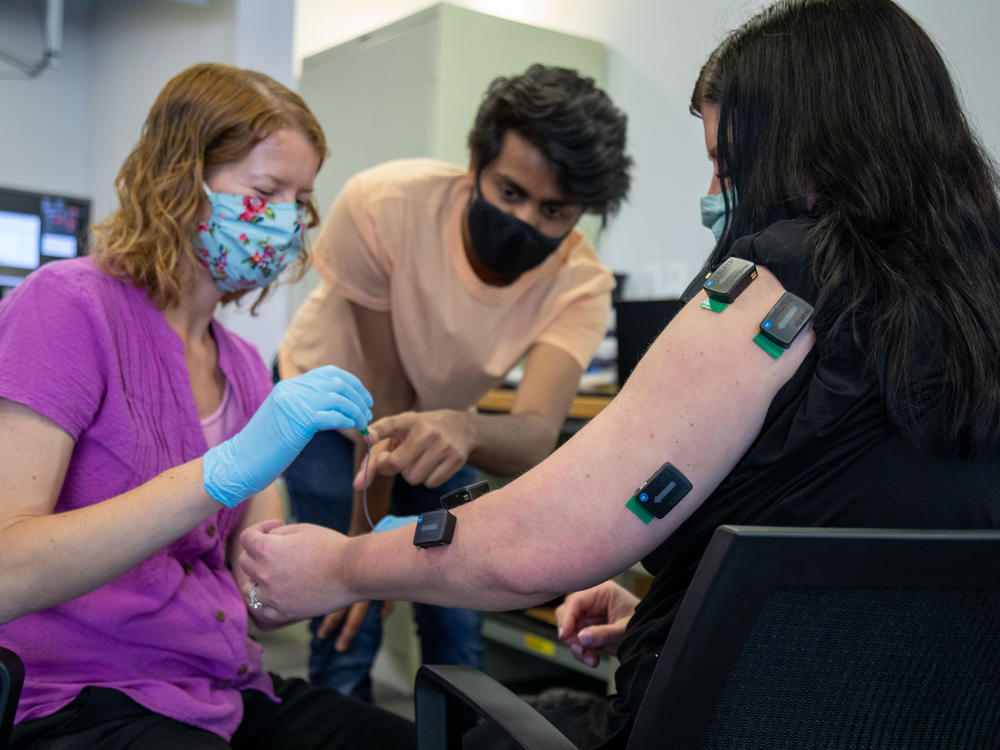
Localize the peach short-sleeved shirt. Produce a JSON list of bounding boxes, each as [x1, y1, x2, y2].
[[279, 158, 614, 412]]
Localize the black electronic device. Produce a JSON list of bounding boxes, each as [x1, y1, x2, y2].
[[439, 480, 489, 509], [634, 462, 692, 519], [759, 292, 814, 348], [0, 186, 90, 289], [702, 257, 757, 303], [614, 298, 684, 386], [413, 509, 456, 548]]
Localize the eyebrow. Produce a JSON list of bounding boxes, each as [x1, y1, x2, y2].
[[248, 172, 314, 196], [496, 173, 572, 207]]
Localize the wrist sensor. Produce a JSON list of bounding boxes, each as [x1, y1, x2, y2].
[[413, 479, 491, 548]]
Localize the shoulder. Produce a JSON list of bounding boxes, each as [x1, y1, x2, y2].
[[348, 159, 467, 207], [2, 257, 134, 322], [729, 218, 815, 301], [546, 230, 616, 297]]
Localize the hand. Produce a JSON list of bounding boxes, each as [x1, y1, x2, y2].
[[238, 521, 355, 621], [205, 366, 372, 507], [555, 581, 640, 668], [317, 600, 396, 651], [355, 410, 473, 490]]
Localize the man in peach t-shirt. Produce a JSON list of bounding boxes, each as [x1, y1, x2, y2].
[[277, 64, 632, 701]]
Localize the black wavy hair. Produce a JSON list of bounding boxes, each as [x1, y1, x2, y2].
[[467, 64, 632, 224], [694, 0, 1000, 455]]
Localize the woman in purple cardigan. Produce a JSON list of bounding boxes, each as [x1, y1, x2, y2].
[[0, 63, 414, 749]]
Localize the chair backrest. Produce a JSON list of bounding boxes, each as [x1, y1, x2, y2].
[[0, 647, 24, 749], [629, 526, 1000, 750]]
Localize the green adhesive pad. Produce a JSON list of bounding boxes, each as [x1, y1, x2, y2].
[[626, 495, 655, 524], [360, 428, 370, 436], [700, 298, 729, 313], [753, 333, 785, 359]]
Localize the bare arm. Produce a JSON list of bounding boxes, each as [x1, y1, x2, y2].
[[241, 267, 816, 619], [0, 399, 222, 624], [465, 342, 581, 476]]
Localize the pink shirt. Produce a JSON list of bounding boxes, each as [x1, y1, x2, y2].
[[0, 257, 275, 740], [279, 159, 615, 409]]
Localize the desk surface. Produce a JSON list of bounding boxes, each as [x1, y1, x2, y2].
[[477, 389, 612, 420]]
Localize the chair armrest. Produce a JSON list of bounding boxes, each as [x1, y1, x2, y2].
[[0, 646, 25, 749], [415, 665, 579, 750]]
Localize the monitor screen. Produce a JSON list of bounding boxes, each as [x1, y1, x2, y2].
[[0, 187, 90, 288], [615, 298, 684, 386]]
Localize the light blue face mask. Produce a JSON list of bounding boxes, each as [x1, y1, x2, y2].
[[195, 185, 307, 293], [700, 191, 736, 243]]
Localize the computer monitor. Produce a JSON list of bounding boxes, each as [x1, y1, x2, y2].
[[615, 298, 684, 387], [0, 187, 90, 289]]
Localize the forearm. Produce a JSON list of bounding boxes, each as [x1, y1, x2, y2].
[[466, 411, 561, 476], [340, 507, 564, 612], [0, 459, 220, 623]]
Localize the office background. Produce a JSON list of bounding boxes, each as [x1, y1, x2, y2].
[[2, 0, 998, 366]]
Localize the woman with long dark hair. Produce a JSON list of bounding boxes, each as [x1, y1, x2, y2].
[[240, 2, 1000, 747]]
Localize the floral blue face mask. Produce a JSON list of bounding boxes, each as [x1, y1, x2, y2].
[[195, 185, 306, 293], [700, 190, 737, 243]]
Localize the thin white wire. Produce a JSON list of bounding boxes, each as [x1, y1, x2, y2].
[[362, 439, 374, 529]]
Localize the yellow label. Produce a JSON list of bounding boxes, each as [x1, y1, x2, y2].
[[523, 634, 556, 656]]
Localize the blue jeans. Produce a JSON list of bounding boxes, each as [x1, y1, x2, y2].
[[283, 426, 485, 702]]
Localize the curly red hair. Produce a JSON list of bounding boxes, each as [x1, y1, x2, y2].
[[92, 63, 327, 311]]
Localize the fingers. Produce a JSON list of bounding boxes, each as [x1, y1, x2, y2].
[[577, 622, 626, 651], [569, 643, 601, 668], [335, 600, 371, 652], [374, 433, 459, 487], [308, 365, 373, 409], [317, 610, 346, 639], [353, 439, 392, 490]]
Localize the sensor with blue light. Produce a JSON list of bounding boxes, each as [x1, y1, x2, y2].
[[701, 257, 757, 310], [413, 508, 456, 548], [626, 461, 693, 524], [753, 291, 814, 358]]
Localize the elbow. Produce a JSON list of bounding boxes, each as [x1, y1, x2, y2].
[[487, 550, 562, 603]]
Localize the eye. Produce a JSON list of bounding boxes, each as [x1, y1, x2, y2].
[[499, 184, 520, 202], [255, 188, 275, 198], [543, 202, 567, 219]]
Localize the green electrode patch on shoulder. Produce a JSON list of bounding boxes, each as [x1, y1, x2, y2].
[[700, 298, 730, 313], [702, 258, 757, 306]]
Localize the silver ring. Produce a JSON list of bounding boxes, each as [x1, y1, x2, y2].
[[248, 583, 263, 610]]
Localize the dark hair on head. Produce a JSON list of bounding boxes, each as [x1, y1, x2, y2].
[[467, 64, 632, 224], [696, 0, 1000, 455]]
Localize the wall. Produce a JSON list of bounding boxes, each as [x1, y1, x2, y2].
[[295, 0, 1000, 298], [0, 0, 92, 198]]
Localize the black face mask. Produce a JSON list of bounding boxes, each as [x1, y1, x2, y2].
[[466, 186, 568, 279]]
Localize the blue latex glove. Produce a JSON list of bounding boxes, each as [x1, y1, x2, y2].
[[373, 514, 419, 533], [204, 365, 373, 507]]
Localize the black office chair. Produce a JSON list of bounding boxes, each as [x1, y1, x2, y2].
[[0, 647, 24, 749], [416, 525, 1000, 749]]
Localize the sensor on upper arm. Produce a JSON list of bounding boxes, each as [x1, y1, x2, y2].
[[701, 258, 758, 311], [625, 462, 693, 524], [753, 291, 814, 358]]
